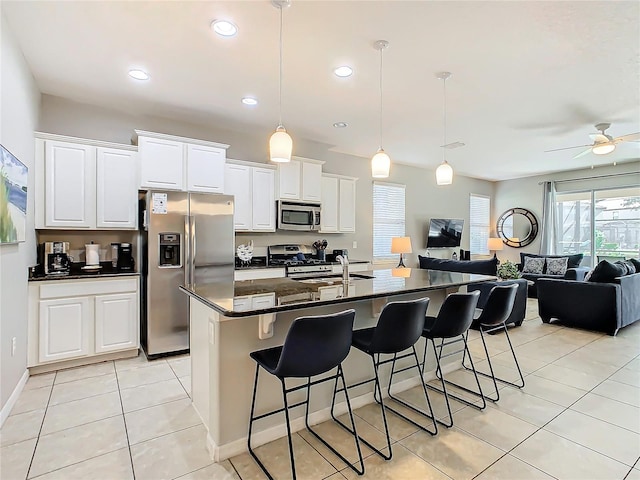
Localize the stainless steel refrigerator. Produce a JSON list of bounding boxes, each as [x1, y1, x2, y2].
[[140, 190, 234, 358]]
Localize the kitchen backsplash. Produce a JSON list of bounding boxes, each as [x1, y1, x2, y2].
[[36, 230, 138, 264], [234, 232, 353, 255]]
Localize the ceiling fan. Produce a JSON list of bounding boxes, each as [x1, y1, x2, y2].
[[545, 123, 640, 159]]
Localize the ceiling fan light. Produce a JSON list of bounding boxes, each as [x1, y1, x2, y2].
[[436, 160, 453, 185], [371, 148, 391, 178], [592, 143, 616, 155], [269, 125, 292, 163]]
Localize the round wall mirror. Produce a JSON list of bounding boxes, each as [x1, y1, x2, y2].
[[496, 208, 539, 248]]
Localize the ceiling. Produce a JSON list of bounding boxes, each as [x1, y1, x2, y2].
[[3, 1, 640, 181]]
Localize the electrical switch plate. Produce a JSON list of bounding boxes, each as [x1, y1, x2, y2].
[[352, 241, 357, 249], [11, 337, 16, 356]]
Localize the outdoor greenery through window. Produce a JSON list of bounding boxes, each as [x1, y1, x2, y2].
[[556, 187, 640, 266], [373, 182, 405, 263], [469, 194, 490, 255]]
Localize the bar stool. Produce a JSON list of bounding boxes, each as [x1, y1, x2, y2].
[[462, 284, 524, 402], [421, 291, 485, 427], [248, 309, 364, 480], [334, 297, 437, 461]]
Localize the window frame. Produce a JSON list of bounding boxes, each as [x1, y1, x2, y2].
[[372, 181, 406, 264], [469, 193, 491, 255]]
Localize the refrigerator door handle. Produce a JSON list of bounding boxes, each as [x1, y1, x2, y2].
[[191, 216, 196, 286], [184, 215, 191, 287]]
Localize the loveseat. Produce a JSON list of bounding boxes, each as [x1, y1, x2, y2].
[[417, 256, 527, 326], [537, 259, 640, 336], [518, 253, 590, 298]]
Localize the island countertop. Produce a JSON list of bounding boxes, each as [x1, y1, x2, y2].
[[180, 268, 496, 317]]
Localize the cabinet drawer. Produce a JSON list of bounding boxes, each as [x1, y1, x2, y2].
[[234, 269, 286, 281], [39, 278, 138, 299]]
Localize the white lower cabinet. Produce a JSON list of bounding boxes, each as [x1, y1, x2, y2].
[[29, 277, 140, 368]]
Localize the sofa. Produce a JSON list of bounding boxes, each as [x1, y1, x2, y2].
[[417, 256, 527, 326], [537, 260, 640, 336], [518, 253, 590, 298]]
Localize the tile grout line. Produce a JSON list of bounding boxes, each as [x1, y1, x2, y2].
[[24, 370, 57, 480], [114, 361, 137, 480]]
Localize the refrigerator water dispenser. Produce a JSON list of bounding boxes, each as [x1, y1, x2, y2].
[[159, 233, 181, 267]]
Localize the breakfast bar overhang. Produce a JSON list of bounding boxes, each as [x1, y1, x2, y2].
[[180, 268, 496, 461]]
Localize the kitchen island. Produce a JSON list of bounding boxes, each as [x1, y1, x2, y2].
[[180, 268, 495, 461]]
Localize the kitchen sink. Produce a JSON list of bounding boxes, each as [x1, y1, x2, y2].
[[294, 273, 374, 284]]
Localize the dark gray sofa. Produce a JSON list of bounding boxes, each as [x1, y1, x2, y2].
[[537, 273, 640, 336], [417, 256, 527, 326], [518, 253, 590, 298]]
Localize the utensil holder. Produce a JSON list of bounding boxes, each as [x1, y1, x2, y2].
[[317, 250, 326, 261]]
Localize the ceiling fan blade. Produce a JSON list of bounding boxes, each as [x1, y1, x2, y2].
[[544, 144, 591, 153], [614, 132, 640, 142], [573, 148, 593, 159], [589, 133, 610, 143]]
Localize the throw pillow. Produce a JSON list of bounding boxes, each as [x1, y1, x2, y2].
[[522, 256, 545, 274], [545, 257, 568, 276], [614, 260, 636, 276], [627, 258, 640, 272], [588, 260, 626, 283], [519, 253, 584, 272]]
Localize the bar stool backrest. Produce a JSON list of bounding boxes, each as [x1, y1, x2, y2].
[[475, 284, 518, 328], [370, 298, 430, 354], [274, 309, 356, 378], [427, 291, 480, 338]]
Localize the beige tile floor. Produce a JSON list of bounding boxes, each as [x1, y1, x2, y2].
[[2, 299, 640, 480]]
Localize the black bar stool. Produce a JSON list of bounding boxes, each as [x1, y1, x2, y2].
[[462, 284, 524, 401], [334, 297, 437, 461], [248, 309, 364, 480], [421, 290, 485, 427]]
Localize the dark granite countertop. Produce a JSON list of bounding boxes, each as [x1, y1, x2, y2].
[[180, 268, 496, 317], [29, 262, 139, 282], [233, 259, 370, 271]]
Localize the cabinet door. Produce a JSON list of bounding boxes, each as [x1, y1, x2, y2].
[[139, 136, 185, 190], [252, 168, 276, 231], [39, 297, 91, 362], [339, 178, 356, 233], [224, 164, 252, 230], [186, 144, 225, 193], [277, 160, 300, 200], [301, 162, 322, 202], [44, 141, 95, 228], [320, 176, 339, 233], [96, 148, 138, 229], [95, 293, 138, 353], [251, 293, 276, 310]]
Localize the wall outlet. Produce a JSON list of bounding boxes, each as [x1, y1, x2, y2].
[[11, 337, 16, 356], [352, 241, 357, 249]]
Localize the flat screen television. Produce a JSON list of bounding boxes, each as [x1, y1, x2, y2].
[[426, 218, 464, 248]]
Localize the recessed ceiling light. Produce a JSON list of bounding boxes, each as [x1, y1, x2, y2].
[[333, 122, 348, 128], [242, 97, 258, 106], [211, 20, 238, 37], [333, 66, 353, 78], [128, 69, 150, 81]]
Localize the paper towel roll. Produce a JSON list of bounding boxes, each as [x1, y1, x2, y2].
[[85, 244, 100, 266]]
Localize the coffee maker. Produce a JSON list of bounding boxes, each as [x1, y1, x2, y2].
[[41, 242, 71, 275], [117, 243, 135, 271]]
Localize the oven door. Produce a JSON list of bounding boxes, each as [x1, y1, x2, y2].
[[277, 201, 321, 231]]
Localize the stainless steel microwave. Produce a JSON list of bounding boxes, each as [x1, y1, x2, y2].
[[277, 201, 321, 231]]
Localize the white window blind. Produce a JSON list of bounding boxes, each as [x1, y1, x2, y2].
[[470, 194, 490, 255], [373, 182, 406, 263]]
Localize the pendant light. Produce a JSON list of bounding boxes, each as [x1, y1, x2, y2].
[[371, 40, 391, 178], [269, 0, 292, 163], [436, 72, 454, 185]]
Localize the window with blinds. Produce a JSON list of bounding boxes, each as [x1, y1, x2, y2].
[[373, 182, 406, 263], [470, 194, 490, 255]]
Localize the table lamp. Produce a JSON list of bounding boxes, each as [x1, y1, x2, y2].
[[391, 236, 412, 268], [487, 237, 504, 258]]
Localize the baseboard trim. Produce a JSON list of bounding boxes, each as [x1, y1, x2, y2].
[[0, 369, 29, 428], [209, 361, 462, 461]]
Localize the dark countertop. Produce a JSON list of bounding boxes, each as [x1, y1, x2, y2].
[[29, 262, 139, 282], [180, 268, 496, 317], [233, 259, 370, 271]]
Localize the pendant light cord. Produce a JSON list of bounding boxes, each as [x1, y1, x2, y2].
[[442, 76, 447, 162], [278, 5, 284, 127], [379, 47, 384, 148]]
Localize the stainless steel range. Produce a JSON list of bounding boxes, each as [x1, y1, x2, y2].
[[268, 244, 333, 278]]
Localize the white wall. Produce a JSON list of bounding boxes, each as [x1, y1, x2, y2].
[[0, 14, 41, 411], [39, 95, 495, 266], [494, 161, 640, 264]]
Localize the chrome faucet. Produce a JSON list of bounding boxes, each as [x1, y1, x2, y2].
[[336, 255, 349, 283]]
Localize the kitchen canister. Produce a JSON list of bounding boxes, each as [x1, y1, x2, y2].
[[85, 243, 100, 266]]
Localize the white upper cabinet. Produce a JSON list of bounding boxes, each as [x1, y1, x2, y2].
[[277, 157, 324, 201], [96, 147, 138, 229], [320, 174, 357, 234], [186, 144, 225, 193], [136, 131, 228, 193], [138, 136, 184, 190], [36, 134, 138, 230], [320, 176, 339, 233], [224, 160, 276, 232], [44, 140, 96, 228]]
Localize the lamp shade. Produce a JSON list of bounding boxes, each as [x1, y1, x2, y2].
[[592, 143, 615, 155], [436, 161, 453, 185], [487, 237, 504, 251], [371, 148, 390, 178], [391, 236, 412, 254], [269, 126, 292, 163]]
